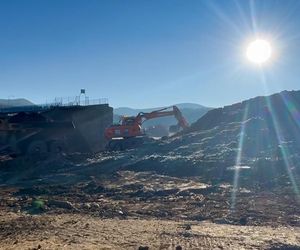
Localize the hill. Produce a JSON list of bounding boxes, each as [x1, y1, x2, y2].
[[0, 98, 34, 107], [187, 90, 300, 161], [0, 98, 34, 108]]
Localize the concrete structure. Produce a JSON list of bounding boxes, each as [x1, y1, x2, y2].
[[0, 104, 113, 154], [44, 104, 113, 152]]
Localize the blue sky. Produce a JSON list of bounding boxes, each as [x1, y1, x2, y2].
[[1, 0, 300, 108]]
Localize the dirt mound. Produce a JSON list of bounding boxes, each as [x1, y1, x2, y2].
[[190, 90, 300, 158]]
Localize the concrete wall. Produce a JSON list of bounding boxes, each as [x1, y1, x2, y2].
[[44, 104, 113, 152]]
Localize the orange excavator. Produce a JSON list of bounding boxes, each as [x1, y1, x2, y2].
[[105, 105, 189, 150]]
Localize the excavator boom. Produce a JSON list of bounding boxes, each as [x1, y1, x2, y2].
[[136, 106, 189, 127]]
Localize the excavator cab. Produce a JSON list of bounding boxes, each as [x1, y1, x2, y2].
[[121, 116, 137, 126]]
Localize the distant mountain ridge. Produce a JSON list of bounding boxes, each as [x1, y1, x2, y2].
[[115, 103, 209, 116], [0, 98, 34, 108]]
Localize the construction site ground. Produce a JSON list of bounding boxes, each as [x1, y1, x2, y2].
[[0, 151, 300, 250]]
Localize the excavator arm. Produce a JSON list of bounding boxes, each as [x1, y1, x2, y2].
[[135, 106, 189, 129]]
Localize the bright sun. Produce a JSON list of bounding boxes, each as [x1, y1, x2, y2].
[[246, 39, 272, 64]]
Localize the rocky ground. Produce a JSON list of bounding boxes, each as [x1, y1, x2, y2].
[[1, 212, 300, 250], [0, 149, 300, 249]]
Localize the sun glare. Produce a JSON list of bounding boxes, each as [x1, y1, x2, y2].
[[246, 39, 272, 64]]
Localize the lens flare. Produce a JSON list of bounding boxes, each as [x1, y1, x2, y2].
[[230, 104, 249, 212], [259, 74, 300, 200]]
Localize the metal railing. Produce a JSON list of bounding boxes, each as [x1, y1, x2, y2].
[[49, 97, 108, 107]]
